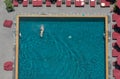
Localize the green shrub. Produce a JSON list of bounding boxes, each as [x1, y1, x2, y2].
[[4, 0, 14, 12], [113, 3, 117, 11]]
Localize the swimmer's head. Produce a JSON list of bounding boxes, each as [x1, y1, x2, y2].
[[68, 35, 72, 39]]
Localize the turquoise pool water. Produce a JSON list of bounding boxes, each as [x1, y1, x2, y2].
[[19, 17, 106, 79]]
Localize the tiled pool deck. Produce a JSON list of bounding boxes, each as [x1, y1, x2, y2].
[[0, 0, 115, 79]]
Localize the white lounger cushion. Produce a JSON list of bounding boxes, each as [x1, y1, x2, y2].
[[101, 3, 105, 6]]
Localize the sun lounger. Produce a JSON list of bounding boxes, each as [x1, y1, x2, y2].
[[46, 0, 51, 7], [112, 32, 120, 40], [37, 0, 42, 7], [23, 0, 28, 7], [75, 0, 84, 7], [13, 0, 18, 7], [112, 49, 120, 57], [56, 0, 62, 7], [32, 0, 37, 7], [75, 0, 81, 7], [90, 0, 95, 7], [80, 0, 85, 7], [105, 1, 110, 7], [100, 0, 110, 7], [100, 2, 105, 7], [66, 0, 71, 7]]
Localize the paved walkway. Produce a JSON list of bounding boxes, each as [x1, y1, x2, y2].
[[0, 0, 114, 79]]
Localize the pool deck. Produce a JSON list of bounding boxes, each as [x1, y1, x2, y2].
[[0, 0, 115, 79]]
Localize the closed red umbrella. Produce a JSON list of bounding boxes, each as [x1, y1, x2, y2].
[[3, 20, 13, 28], [4, 61, 13, 71]]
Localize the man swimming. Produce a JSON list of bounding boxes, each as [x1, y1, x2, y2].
[[40, 25, 44, 37]]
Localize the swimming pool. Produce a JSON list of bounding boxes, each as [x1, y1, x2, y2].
[[16, 15, 108, 79]]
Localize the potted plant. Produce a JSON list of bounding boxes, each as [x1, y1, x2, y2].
[[49, 0, 57, 4], [113, 4, 120, 14], [113, 3, 117, 12], [17, 0, 23, 4], [4, 0, 14, 12], [109, 0, 117, 4]]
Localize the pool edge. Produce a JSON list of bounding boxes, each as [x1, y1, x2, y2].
[[15, 15, 109, 79], [105, 16, 108, 79], [16, 15, 19, 79]]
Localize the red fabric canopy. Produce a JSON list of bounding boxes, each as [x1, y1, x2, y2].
[[3, 20, 13, 28], [116, 0, 120, 9], [4, 61, 13, 71]]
